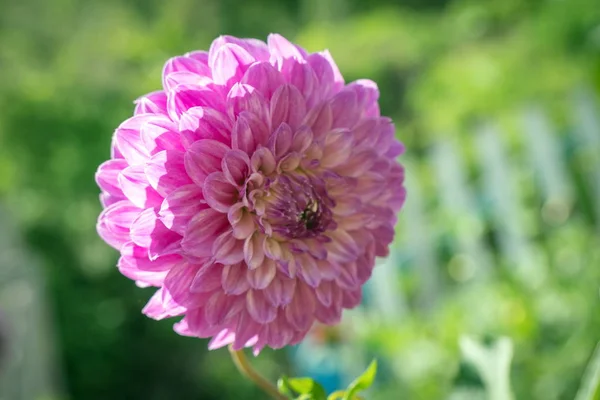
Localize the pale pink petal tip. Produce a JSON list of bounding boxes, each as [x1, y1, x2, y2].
[[95, 33, 406, 353]]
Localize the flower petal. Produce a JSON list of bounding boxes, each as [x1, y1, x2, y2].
[[181, 208, 229, 258], [184, 139, 230, 186], [246, 289, 277, 324], [146, 150, 192, 197], [159, 184, 207, 235]]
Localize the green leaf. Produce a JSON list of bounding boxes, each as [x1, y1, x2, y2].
[[277, 376, 295, 398], [277, 375, 328, 400], [343, 360, 378, 400], [575, 342, 600, 400]]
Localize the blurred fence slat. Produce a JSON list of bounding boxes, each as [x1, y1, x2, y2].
[[522, 107, 575, 221], [401, 160, 441, 311], [476, 124, 542, 288], [572, 88, 600, 229], [431, 138, 493, 282]]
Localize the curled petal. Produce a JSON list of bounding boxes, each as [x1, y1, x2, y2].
[[246, 289, 277, 324], [244, 233, 266, 270], [241, 61, 285, 100], [184, 139, 230, 186], [222, 263, 251, 295], [222, 150, 250, 187], [181, 208, 229, 258], [203, 172, 240, 213], [146, 150, 192, 197], [210, 43, 255, 86], [270, 84, 306, 132], [212, 229, 245, 265], [285, 281, 315, 331], [228, 203, 256, 240], [159, 184, 206, 235], [179, 107, 233, 147], [246, 258, 276, 289], [134, 91, 168, 115]]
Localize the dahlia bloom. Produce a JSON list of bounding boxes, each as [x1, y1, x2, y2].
[[96, 34, 405, 353]]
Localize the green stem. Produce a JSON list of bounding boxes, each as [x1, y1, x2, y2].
[[228, 345, 287, 400]]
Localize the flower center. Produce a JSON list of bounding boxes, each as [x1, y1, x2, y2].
[[262, 174, 335, 239]]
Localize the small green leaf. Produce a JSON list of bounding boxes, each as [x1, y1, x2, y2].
[[277, 376, 295, 398], [343, 360, 378, 400], [277, 375, 327, 400], [575, 342, 600, 400], [327, 391, 346, 400]]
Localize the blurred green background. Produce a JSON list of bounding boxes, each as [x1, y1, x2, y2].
[[0, 0, 599, 399]]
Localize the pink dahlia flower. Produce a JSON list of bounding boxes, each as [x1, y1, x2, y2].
[[96, 34, 406, 353]]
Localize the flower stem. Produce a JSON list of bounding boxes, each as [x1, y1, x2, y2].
[[228, 345, 287, 400]]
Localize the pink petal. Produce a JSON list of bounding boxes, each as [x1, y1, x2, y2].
[[246, 289, 277, 324], [329, 88, 359, 129], [296, 253, 321, 288], [222, 263, 251, 295], [181, 208, 229, 258], [119, 241, 181, 272], [140, 117, 183, 155], [114, 115, 154, 164], [212, 229, 245, 265], [190, 263, 223, 293], [267, 122, 293, 160], [302, 102, 332, 139], [264, 274, 296, 307], [164, 262, 212, 308], [325, 229, 359, 263], [134, 91, 168, 115], [210, 43, 255, 86], [285, 281, 315, 331], [291, 126, 313, 153], [167, 84, 225, 121], [184, 139, 230, 186], [145, 150, 192, 197], [96, 159, 128, 197], [208, 329, 236, 350], [142, 288, 186, 320], [203, 171, 239, 213], [244, 233, 266, 270], [179, 107, 233, 147], [250, 147, 276, 175], [232, 310, 261, 350], [227, 203, 256, 240], [241, 61, 285, 100], [159, 184, 206, 235], [307, 51, 344, 99], [342, 288, 362, 308], [231, 111, 270, 154], [227, 83, 269, 125], [285, 60, 318, 108], [268, 34, 305, 61], [209, 36, 269, 64], [320, 129, 353, 168], [246, 258, 276, 289], [270, 84, 306, 132], [163, 56, 211, 86], [97, 200, 141, 249], [205, 291, 244, 326], [336, 261, 360, 289], [336, 149, 377, 178], [118, 165, 163, 209], [314, 302, 342, 325], [222, 150, 250, 187], [315, 280, 333, 307]]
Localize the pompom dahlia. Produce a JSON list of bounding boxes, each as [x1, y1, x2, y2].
[[96, 34, 406, 353]]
